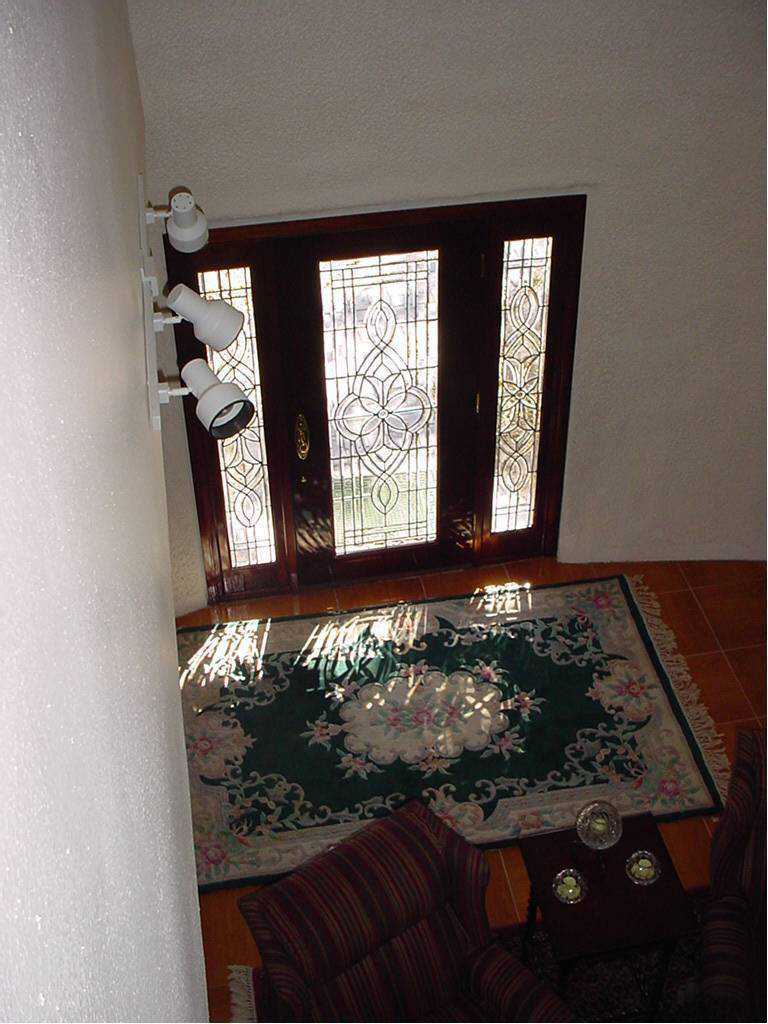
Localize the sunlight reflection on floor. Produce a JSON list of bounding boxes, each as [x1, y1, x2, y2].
[[469, 580, 533, 617], [178, 581, 537, 721], [179, 617, 272, 692]]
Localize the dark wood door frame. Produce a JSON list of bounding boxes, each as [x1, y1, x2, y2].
[[165, 194, 586, 603]]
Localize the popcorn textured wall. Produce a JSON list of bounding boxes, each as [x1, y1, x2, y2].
[[127, 0, 765, 599], [0, 1, 208, 1018]]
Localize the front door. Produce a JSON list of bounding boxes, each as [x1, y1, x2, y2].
[[167, 196, 585, 602], [275, 221, 483, 586]]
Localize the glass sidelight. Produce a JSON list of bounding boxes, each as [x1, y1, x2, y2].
[[491, 237, 552, 534], [197, 267, 277, 566]]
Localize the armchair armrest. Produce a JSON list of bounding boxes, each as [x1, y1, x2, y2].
[[237, 892, 316, 1022], [467, 942, 571, 1022], [445, 830, 493, 951], [255, 951, 316, 1022], [700, 894, 753, 1019], [710, 728, 764, 900]]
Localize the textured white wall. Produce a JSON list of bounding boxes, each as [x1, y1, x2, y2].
[[0, 2, 208, 1020], [154, 239, 209, 616], [128, 0, 765, 591]]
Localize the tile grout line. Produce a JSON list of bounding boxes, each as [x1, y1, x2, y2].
[[686, 580, 756, 716], [679, 568, 741, 846], [675, 567, 761, 852], [722, 650, 764, 719], [721, 640, 766, 654]]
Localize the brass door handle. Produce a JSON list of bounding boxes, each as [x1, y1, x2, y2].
[[295, 412, 310, 460]]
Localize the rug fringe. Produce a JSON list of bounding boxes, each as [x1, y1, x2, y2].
[[626, 574, 730, 800], [227, 965, 258, 1023]]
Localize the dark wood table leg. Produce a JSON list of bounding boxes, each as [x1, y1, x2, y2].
[[521, 892, 538, 964], [647, 940, 675, 1014], [557, 957, 576, 998]]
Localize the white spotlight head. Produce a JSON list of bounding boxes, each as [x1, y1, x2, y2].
[[166, 283, 244, 351], [180, 359, 254, 439], [166, 191, 209, 253]]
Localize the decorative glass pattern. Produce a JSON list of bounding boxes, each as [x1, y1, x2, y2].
[[491, 237, 552, 533], [197, 267, 276, 566], [319, 251, 439, 556]]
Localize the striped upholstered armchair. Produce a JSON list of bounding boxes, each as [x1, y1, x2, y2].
[[701, 729, 766, 1021], [238, 801, 570, 1021]]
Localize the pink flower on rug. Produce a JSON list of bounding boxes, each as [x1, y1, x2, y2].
[[617, 679, 646, 698], [413, 750, 454, 777], [331, 680, 360, 702], [481, 728, 525, 760], [474, 660, 502, 683], [185, 712, 250, 776], [338, 752, 381, 780], [405, 660, 428, 678], [517, 811, 544, 830], [411, 706, 435, 727], [658, 776, 682, 798], [301, 714, 342, 749], [200, 840, 228, 867], [503, 685, 545, 721], [497, 733, 518, 753], [430, 796, 485, 835]]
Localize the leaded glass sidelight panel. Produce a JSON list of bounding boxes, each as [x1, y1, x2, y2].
[[491, 237, 553, 533], [319, 251, 439, 556], [197, 267, 277, 566]]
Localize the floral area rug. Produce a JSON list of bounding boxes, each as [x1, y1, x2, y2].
[[178, 575, 727, 888]]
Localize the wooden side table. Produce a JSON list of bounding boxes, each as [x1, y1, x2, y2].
[[517, 812, 697, 1010]]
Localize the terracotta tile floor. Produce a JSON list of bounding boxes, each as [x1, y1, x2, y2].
[[180, 558, 766, 1022]]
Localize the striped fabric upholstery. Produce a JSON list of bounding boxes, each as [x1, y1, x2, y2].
[[239, 800, 570, 1022], [444, 821, 494, 953], [701, 894, 752, 1015], [421, 991, 487, 1021], [710, 729, 766, 901], [314, 905, 469, 1019], [238, 911, 318, 1019], [703, 729, 766, 1020], [241, 802, 447, 984], [467, 942, 575, 1022]]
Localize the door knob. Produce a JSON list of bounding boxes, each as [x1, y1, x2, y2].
[[295, 412, 310, 460]]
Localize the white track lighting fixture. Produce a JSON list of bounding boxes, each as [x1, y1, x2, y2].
[[166, 283, 244, 350], [180, 359, 255, 439], [138, 173, 252, 438], [145, 189, 209, 253]]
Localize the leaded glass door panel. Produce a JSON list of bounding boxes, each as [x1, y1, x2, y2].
[[320, 250, 439, 555], [277, 222, 483, 586]]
